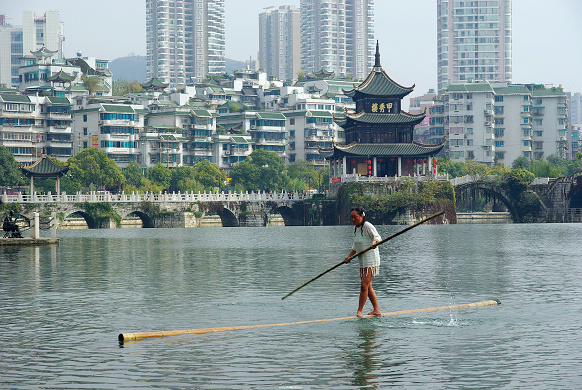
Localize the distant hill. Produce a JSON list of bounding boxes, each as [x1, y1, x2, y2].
[[108, 55, 249, 82], [225, 58, 246, 74]]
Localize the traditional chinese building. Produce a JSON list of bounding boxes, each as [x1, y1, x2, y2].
[[322, 42, 445, 186]]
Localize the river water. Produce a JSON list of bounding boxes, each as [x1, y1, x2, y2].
[[1, 223, 581, 389]]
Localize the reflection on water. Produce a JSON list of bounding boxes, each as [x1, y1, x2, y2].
[[351, 325, 381, 388], [1, 224, 581, 388]]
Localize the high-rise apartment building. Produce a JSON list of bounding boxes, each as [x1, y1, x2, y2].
[[0, 12, 64, 88], [437, 0, 512, 94], [146, 0, 225, 87], [259, 5, 300, 82], [300, 0, 374, 80]]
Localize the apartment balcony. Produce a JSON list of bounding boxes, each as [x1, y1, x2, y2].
[[47, 125, 71, 132], [47, 112, 72, 119], [99, 119, 135, 126], [254, 138, 286, 146]]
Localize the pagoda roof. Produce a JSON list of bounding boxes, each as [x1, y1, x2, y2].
[[320, 139, 446, 159], [344, 41, 414, 98], [191, 109, 212, 117], [47, 96, 70, 105], [47, 70, 75, 83], [141, 77, 169, 90], [335, 110, 425, 127], [20, 155, 69, 178], [30, 46, 58, 58]]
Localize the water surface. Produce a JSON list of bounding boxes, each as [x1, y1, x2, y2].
[[1, 224, 581, 388]]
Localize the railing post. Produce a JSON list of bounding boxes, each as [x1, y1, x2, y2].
[[32, 212, 40, 239]]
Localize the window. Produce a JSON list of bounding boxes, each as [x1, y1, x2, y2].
[[466, 139, 473, 146], [495, 141, 504, 147], [83, 114, 88, 122], [83, 128, 88, 135], [495, 96, 503, 102], [289, 118, 295, 125]]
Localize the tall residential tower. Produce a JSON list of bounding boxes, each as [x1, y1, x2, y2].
[[0, 11, 64, 88], [146, 0, 225, 87], [300, 0, 374, 80], [259, 5, 300, 82], [437, 0, 512, 94]]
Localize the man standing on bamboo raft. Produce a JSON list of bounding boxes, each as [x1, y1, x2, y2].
[[343, 207, 382, 318]]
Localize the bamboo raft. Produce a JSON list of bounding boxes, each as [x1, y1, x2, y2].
[[119, 299, 500, 342]]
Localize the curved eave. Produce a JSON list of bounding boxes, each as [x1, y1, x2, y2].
[[320, 139, 445, 159], [20, 156, 70, 177], [336, 111, 426, 127], [343, 67, 414, 98]]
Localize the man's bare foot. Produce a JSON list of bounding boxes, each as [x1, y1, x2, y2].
[[356, 311, 364, 318], [367, 310, 382, 316]]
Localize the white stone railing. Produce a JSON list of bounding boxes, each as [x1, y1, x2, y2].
[[1, 190, 313, 204], [337, 173, 449, 184]]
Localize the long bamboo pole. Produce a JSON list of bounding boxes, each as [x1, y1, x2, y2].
[[119, 299, 500, 342], [281, 211, 445, 300]]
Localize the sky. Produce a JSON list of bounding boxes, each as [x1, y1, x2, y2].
[[2, 0, 582, 101]]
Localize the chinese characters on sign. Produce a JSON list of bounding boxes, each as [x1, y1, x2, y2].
[[370, 102, 394, 113]]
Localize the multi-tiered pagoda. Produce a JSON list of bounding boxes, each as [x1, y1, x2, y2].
[[323, 42, 444, 185]]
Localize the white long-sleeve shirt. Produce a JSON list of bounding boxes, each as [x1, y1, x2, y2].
[[351, 221, 381, 269]]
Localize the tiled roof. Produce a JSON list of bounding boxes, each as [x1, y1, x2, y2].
[[256, 112, 286, 120], [230, 136, 251, 143], [191, 109, 212, 117], [47, 70, 75, 82], [335, 111, 425, 126], [140, 77, 168, 89], [345, 68, 414, 98], [47, 96, 71, 106], [447, 83, 494, 92], [494, 86, 531, 95], [102, 104, 135, 113], [1, 94, 31, 103], [532, 87, 565, 96], [308, 110, 333, 117], [320, 141, 445, 159], [20, 155, 69, 177]]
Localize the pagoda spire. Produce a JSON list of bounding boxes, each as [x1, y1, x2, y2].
[[374, 40, 381, 68]]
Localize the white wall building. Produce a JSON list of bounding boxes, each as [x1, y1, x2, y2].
[[0, 93, 73, 163], [437, 0, 512, 94], [300, 0, 374, 80], [72, 103, 144, 168], [432, 82, 571, 166], [146, 0, 225, 87], [0, 11, 64, 89], [259, 5, 300, 82]]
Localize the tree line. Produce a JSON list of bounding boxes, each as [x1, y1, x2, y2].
[[0, 146, 327, 195]]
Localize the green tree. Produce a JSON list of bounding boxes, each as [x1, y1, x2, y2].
[[169, 166, 205, 193], [0, 145, 22, 187], [124, 162, 145, 188], [148, 163, 171, 190], [194, 159, 226, 190], [81, 76, 100, 95], [67, 148, 125, 190], [502, 168, 535, 202], [112, 80, 144, 96], [229, 159, 261, 191]]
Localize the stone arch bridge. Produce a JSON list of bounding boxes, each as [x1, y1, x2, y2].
[[2, 191, 316, 229], [451, 173, 582, 223]]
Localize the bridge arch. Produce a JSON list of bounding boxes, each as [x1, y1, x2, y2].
[[217, 208, 238, 227], [120, 211, 154, 228], [275, 205, 302, 226], [455, 183, 521, 223], [63, 210, 99, 229]]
